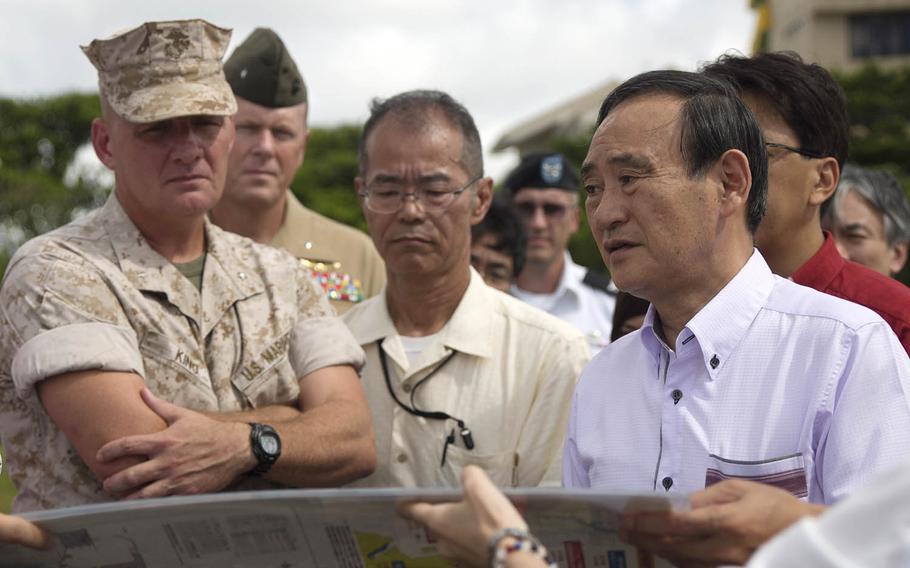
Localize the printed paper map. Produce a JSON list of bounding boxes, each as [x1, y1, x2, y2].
[[0, 488, 686, 567]]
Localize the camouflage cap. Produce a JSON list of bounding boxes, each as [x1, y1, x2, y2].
[[82, 19, 238, 123], [224, 28, 307, 108]]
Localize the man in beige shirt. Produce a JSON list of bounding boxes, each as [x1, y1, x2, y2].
[[344, 90, 589, 488], [210, 27, 384, 314], [0, 20, 375, 512]]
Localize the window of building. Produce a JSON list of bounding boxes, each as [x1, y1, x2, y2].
[[850, 11, 910, 57]]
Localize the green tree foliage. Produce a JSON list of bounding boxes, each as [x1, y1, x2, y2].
[[291, 125, 367, 232], [0, 93, 106, 275]]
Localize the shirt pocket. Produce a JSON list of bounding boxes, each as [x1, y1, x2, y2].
[[706, 452, 808, 499], [443, 445, 517, 488], [138, 330, 216, 408], [231, 332, 300, 408]]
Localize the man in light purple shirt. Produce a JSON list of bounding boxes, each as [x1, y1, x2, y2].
[[566, 69, 910, 510]]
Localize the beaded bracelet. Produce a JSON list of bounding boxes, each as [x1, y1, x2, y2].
[[488, 527, 557, 568]]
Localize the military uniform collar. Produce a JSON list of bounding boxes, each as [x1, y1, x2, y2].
[[271, 190, 316, 255], [102, 192, 264, 332]]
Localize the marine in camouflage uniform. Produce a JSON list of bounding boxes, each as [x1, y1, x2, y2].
[[211, 27, 385, 314], [0, 19, 375, 512]]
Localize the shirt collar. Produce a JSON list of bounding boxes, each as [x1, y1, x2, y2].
[[270, 190, 306, 251], [790, 231, 842, 291], [639, 250, 775, 379], [511, 251, 584, 304], [102, 192, 263, 327], [560, 251, 589, 299], [347, 268, 494, 360]]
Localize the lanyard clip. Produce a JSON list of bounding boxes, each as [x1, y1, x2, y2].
[[460, 426, 475, 450]]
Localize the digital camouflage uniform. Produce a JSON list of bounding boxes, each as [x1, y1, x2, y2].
[[0, 20, 365, 512], [0, 194, 364, 511], [82, 20, 238, 123]]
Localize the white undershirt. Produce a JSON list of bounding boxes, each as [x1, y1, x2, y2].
[[399, 333, 441, 368]]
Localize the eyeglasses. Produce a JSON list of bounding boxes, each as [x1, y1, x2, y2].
[[359, 175, 482, 214], [513, 201, 574, 220], [765, 142, 826, 160]]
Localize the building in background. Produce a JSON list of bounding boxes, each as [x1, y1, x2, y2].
[[754, 0, 910, 71], [492, 81, 618, 157]]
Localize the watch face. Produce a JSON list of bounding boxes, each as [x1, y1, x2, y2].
[[261, 434, 280, 456]]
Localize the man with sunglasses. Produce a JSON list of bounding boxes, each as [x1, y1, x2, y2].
[[506, 153, 616, 352], [703, 52, 910, 354], [343, 90, 589, 488]]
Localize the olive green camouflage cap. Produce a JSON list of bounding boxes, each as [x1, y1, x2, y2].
[[224, 27, 307, 108], [81, 19, 238, 123]]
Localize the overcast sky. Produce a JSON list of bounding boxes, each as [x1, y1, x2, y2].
[[0, 0, 756, 177]]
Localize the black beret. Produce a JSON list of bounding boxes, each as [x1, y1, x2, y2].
[[224, 28, 307, 108], [503, 152, 579, 194]]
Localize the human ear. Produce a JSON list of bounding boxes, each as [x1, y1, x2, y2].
[[890, 241, 909, 275], [91, 118, 117, 170], [809, 157, 839, 207], [717, 149, 751, 220], [469, 177, 494, 225]]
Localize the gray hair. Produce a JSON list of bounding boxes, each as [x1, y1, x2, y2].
[[832, 164, 910, 246], [358, 89, 483, 178]]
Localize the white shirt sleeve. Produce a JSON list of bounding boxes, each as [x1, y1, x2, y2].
[[748, 458, 910, 567]]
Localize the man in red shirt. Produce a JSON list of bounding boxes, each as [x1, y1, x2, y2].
[[703, 52, 910, 354]]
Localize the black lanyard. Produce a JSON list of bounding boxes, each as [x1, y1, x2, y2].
[[378, 341, 475, 465]]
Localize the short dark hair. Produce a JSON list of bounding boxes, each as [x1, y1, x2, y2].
[[610, 291, 650, 342], [471, 196, 527, 277], [701, 51, 849, 177], [358, 89, 483, 178], [832, 164, 910, 246], [596, 70, 768, 233]]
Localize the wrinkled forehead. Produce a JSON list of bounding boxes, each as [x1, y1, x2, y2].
[[585, 94, 684, 170], [235, 96, 307, 125], [364, 114, 467, 178]]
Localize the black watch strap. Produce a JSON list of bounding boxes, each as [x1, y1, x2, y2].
[[248, 422, 281, 476]]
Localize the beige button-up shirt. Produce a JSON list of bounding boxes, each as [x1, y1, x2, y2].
[[343, 270, 589, 488], [271, 191, 385, 314], [0, 193, 364, 512]]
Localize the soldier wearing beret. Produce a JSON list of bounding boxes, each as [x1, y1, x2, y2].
[[0, 20, 375, 512], [505, 153, 616, 351], [211, 27, 385, 314]]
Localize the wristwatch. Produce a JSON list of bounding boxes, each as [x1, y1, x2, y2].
[[248, 422, 282, 476]]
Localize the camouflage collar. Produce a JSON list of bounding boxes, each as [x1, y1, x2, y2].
[[101, 192, 263, 332]]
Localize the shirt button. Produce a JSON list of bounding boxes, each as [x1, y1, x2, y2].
[[396, 453, 408, 463], [672, 389, 683, 405], [402, 384, 412, 393], [710, 354, 720, 369], [662, 476, 673, 491]]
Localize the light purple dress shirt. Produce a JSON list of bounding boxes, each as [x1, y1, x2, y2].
[[563, 250, 910, 504]]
